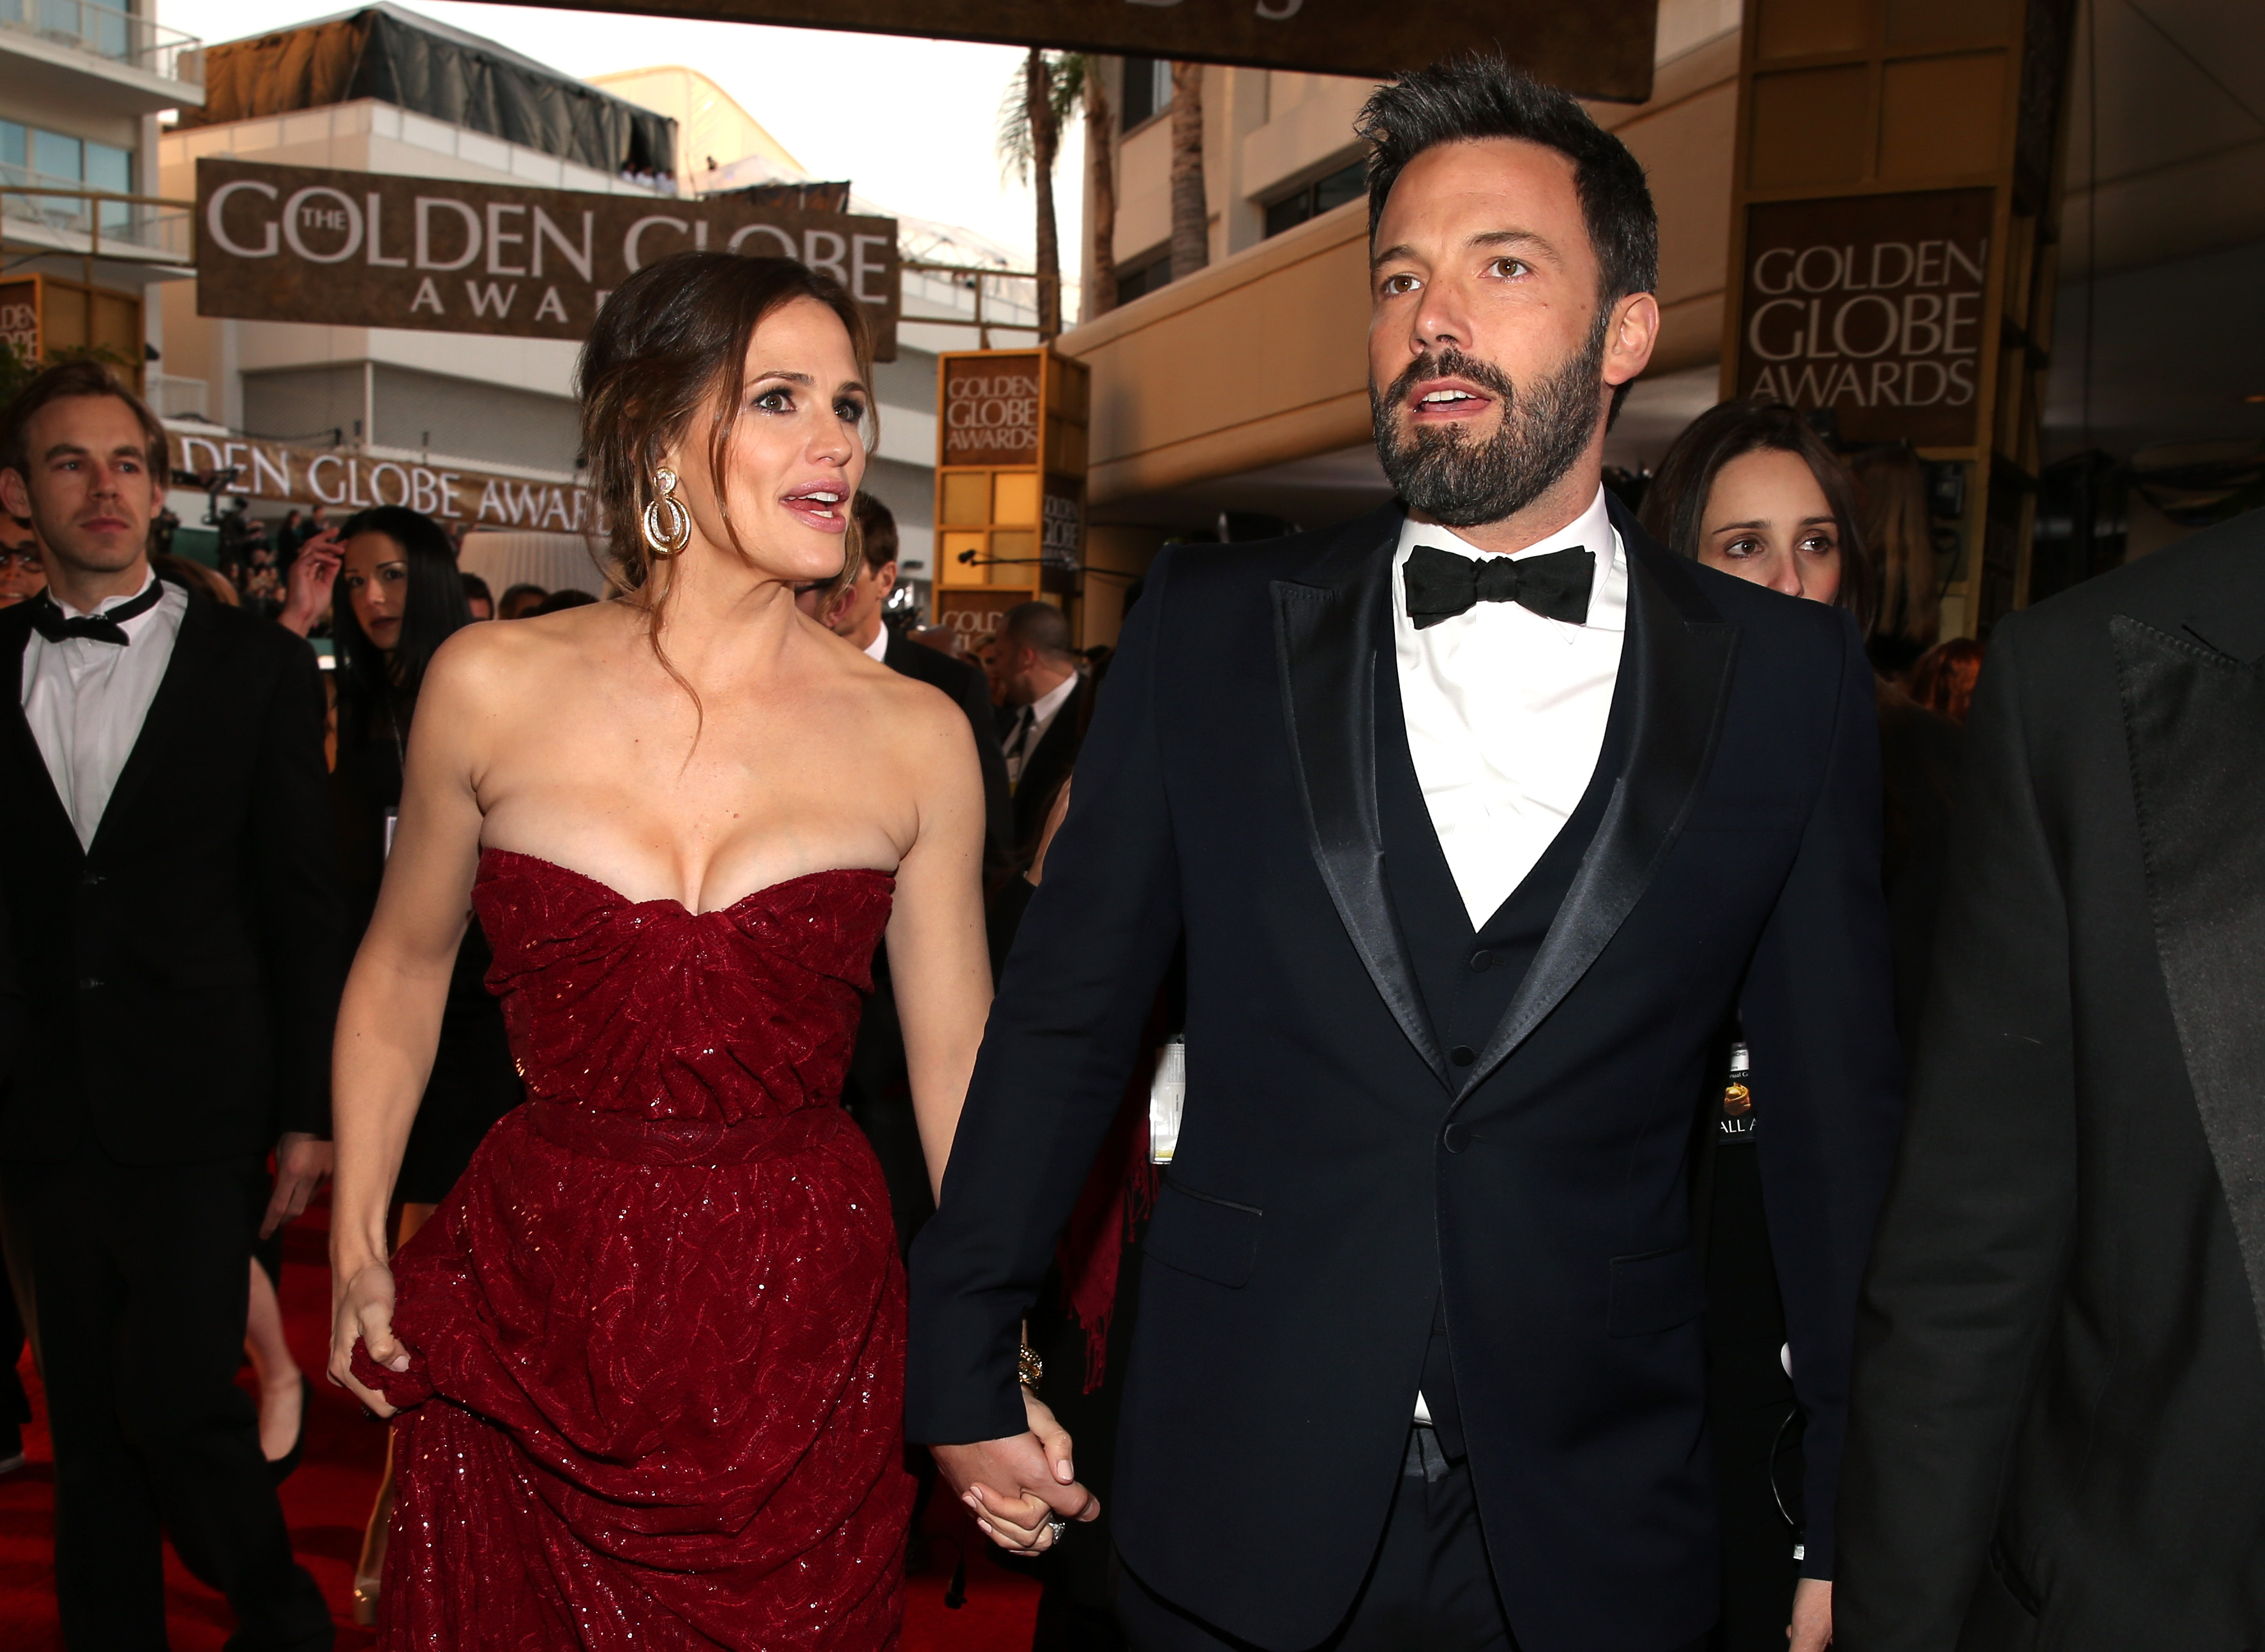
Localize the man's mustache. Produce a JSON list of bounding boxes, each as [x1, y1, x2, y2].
[[1378, 347, 1520, 417]]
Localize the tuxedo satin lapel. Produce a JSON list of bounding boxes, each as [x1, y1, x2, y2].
[[1456, 536, 1737, 1104], [1274, 517, 1451, 1088], [2114, 613, 2265, 1359], [0, 611, 82, 859], [86, 589, 208, 860]]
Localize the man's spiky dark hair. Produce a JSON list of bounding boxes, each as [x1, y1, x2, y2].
[[1357, 54, 1659, 308]]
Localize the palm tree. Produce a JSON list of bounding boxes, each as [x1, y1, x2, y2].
[[1168, 61, 1208, 281], [997, 49, 1065, 339], [1054, 56, 1117, 322]]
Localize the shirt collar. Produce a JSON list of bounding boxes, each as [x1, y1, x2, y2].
[[54, 572, 162, 623], [1025, 670, 1078, 726], [861, 624, 889, 664], [1393, 484, 1617, 581]]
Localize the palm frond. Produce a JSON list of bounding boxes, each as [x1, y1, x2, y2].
[[996, 54, 1037, 185]]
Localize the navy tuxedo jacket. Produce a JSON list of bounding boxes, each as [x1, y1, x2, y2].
[[908, 499, 1903, 1652]]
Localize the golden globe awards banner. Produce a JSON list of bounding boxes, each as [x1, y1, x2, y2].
[[174, 428, 602, 535], [195, 158, 902, 359], [505, 0, 1660, 100], [1732, 188, 1994, 448]]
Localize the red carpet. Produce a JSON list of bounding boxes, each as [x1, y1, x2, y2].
[[0, 1196, 1039, 1649]]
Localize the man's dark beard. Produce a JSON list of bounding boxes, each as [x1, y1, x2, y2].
[[1371, 318, 1607, 529]]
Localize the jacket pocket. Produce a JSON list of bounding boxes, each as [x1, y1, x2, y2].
[[1607, 1243, 1704, 1336], [1143, 1175, 1263, 1289]]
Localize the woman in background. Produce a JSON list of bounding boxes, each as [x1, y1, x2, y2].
[[1849, 443, 1941, 682], [1642, 401, 1958, 1652], [327, 504, 526, 1622], [1908, 636, 1985, 726]]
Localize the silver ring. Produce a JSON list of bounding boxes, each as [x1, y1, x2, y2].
[[1046, 1516, 1068, 1545]]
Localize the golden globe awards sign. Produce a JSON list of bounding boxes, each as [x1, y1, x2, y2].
[[1733, 188, 1994, 447], [194, 158, 903, 359]]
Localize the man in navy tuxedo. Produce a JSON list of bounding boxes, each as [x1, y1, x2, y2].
[[909, 56, 1901, 1652]]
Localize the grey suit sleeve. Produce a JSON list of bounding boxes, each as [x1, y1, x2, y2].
[[1835, 619, 2079, 1648]]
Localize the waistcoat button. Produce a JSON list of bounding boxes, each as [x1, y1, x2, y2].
[[1450, 1044, 1476, 1067], [1468, 949, 1493, 972]]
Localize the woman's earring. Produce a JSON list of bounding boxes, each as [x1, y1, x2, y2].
[[641, 467, 691, 559]]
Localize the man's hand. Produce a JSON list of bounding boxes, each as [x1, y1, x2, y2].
[[262, 1131, 333, 1238], [931, 1392, 1099, 1554], [277, 529, 342, 638], [1789, 1577, 1832, 1651]]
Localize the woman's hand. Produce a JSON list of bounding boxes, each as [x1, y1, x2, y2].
[[329, 1259, 408, 1416], [278, 529, 343, 637], [950, 1389, 1099, 1556]]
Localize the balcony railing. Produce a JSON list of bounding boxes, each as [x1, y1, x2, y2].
[[0, 0, 202, 84], [0, 176, 193, 262], [902, 261, 1062, 349]]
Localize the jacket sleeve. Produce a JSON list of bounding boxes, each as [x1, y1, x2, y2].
[[1835, 618, 2077, 1648], [906, 551, 1185, 1445], [1736, 612, 1906, 1580], [956, 668, 1016, 887], [252, 635, 352, 1139]]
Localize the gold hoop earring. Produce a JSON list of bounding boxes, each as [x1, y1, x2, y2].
[[641, 467, 691, 559]]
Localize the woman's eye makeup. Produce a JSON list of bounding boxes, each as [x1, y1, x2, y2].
[[836, 398, 868, 423]]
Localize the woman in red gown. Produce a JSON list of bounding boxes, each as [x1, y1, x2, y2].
[[325, 254, 998, 1648]]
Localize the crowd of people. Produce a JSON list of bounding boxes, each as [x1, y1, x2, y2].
[[0, 50, 2257, 1652]]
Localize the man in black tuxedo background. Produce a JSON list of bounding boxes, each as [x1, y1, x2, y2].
[[0, 361, 345, 1650], [908, 57, 1902, 1652], [995, 600, 1085, 855], [1835, 507, 2265, 1648]]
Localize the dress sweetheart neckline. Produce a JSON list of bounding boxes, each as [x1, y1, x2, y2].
[[478, 846, 893, 917]]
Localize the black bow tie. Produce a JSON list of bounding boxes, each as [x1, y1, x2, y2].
[[29, 579, 164, 647], [1404, 543, 1595, 630]]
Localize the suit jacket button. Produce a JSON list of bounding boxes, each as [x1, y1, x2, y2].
[[1442, 1122, 1471, 1153], [1468, 949, 1493, 972], [1450, 1044, 1476, 1067], [82, 871, 104, 887], [80, 977, 102, 990]]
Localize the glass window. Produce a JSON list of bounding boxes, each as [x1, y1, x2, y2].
[[1121, 56, 1171, 130], [1115, 253, 1173, 304], [86, 141, 132, 234], [1262, 160, 1367, 241], [0, 121, 25, 177], [31, 128, 82, 184]]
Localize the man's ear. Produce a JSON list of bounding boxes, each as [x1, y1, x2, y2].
[[877, 560, 898, 601], [0, 467, 27, 525], [1603, 291, 1660, 392]]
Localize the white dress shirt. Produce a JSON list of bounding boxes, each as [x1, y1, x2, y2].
[[1004, 670, 1078, 788], [1392, 487, 1627, 927], [21, 574, 188, 850], [1397, 488, 1626, 1426], [861, 624, 889, 663]]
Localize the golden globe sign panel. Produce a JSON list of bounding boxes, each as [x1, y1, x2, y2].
[[1733, 188, 1994, 448], [194, 158, 902, 359]]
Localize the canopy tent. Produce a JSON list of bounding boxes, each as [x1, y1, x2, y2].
[[181, 3, 677, 176]]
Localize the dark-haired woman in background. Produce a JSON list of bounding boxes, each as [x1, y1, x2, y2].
[[327, 255, 993, 1648], [1641, 401, 1957, 1652], [1907, 635, 1984, 726], [328, 505, 527, 1622]]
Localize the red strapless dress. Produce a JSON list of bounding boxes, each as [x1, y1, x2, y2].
[[354, 848, 913, 1649]]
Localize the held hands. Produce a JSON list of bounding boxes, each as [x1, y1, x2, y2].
[[1789, 1577, 1833, 1651], [931, 1390, 1100, 1556], [262, 1131, 333, 1238], [329, 1259, 410, 1417]]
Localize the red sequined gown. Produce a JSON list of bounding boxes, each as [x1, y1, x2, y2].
[[355, 849, 913, 1650]]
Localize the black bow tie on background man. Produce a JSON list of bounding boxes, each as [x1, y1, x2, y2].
[[27, 580, 165, 647], [1403, 543, 1595, 630]]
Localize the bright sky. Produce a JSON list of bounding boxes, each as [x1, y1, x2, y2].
[[160, 0, 1083, 266]]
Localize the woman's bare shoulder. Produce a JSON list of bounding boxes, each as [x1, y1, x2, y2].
[[420, 602, 624, 718]]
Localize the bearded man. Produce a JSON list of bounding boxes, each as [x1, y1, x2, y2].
[[908, 57, 1901, 1652]]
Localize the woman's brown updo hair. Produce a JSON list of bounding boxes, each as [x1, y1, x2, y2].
[[576, 252, 874, 621]]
